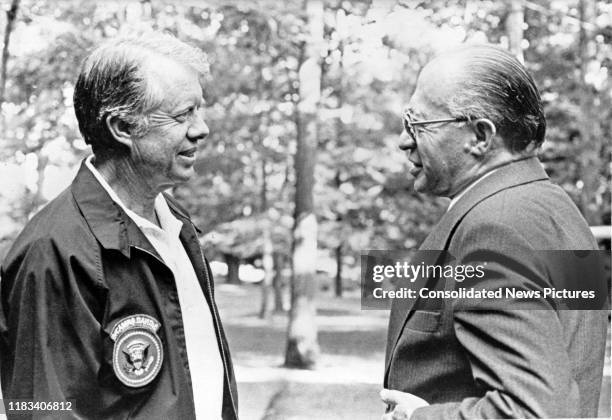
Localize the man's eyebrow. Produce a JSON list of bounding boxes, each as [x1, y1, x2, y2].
[[171, 97, 204, 114], [404, 108, 424, 119]]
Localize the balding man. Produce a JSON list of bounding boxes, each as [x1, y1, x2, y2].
[[381, 45, 607, 419], [0, 33, 237, 419]]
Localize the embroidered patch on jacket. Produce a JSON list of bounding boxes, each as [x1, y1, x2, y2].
[[110, 314, 163, 388]]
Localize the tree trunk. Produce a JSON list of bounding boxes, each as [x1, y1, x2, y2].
[[0, 0, 20, 128], [285, 0, 323, 369], [259, 224, 274, 319], [224, 253, 240, 284], [506, 0, 524, 63], [273, 252, 285, 312], [577, 0, 601, 225], [332, 14, 345, 300], [334, 244, 343, 297]]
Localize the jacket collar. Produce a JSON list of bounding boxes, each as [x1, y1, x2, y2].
[[419, 156, 549, 250], [70, 160, 197, 259]]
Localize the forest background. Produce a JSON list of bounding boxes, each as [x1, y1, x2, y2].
[[0, 0, 610, 418]]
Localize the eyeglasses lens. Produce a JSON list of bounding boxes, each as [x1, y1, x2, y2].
[[403, 114, 417, 141]]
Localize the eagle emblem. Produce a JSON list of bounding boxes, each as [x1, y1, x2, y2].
[[110, 314, 163, 387]]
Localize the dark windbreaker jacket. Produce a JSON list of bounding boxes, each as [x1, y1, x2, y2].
[[0, 161, 238, 419]]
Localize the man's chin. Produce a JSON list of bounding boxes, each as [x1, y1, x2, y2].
[[166, 169, 195, 187], [174, 173, 194, 184], [413, 176, 430, 194], [413, 174, 446, 196]]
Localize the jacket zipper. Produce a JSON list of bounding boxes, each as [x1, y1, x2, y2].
[[200, 249, 238, 418], [133, 244, 238, 418]]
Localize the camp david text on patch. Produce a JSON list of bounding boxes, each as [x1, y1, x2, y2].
[[110, 314, 163, 388]]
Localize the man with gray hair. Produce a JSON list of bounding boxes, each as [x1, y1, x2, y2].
[[380, 45, 607, 419], [0, 32, 238, 419]]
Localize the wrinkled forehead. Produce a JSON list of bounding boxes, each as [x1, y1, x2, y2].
[[142, 54, 203, 87]]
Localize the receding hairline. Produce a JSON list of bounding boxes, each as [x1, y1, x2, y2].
[[82, 35, 206, 114], [412, 54, 467, 114], [428, 44, 518, 70], [415, 44, 547, 149], [139, 50, 204, 86], [82, 33, 209, 79], [418, 46, 501, 95]]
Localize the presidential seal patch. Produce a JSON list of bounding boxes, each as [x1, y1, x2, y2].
[[110, 314, 163, 388]]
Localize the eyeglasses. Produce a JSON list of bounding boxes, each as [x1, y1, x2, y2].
[[403, 112, 467, 142]]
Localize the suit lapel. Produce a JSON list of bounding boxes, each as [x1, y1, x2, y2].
[[384, 157, 549, 380]]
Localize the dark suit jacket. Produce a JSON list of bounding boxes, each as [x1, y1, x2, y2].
[[384, 157, 608, 419]]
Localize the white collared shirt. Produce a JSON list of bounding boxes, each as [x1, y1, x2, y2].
[[447, 169, 498, 211], [86, 156, 223, 419]]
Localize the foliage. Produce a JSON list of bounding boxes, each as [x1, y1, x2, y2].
[[1, 0, 610, 267]]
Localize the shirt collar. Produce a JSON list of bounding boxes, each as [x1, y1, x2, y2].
[[85, 155, 182, 240], [447, 168, 498, 211]]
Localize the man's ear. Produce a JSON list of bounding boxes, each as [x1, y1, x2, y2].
[[105, 115, 134, 149], [465, 118, 496, 157]]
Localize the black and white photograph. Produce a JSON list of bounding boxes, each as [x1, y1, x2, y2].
[[0, 0, 610, 419]]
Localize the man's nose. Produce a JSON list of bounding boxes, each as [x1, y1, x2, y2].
[[398, 130, 415, 151], [187, 112, 209, 142]]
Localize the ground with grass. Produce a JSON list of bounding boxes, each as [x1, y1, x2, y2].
[[217, 283, 611, 420]]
